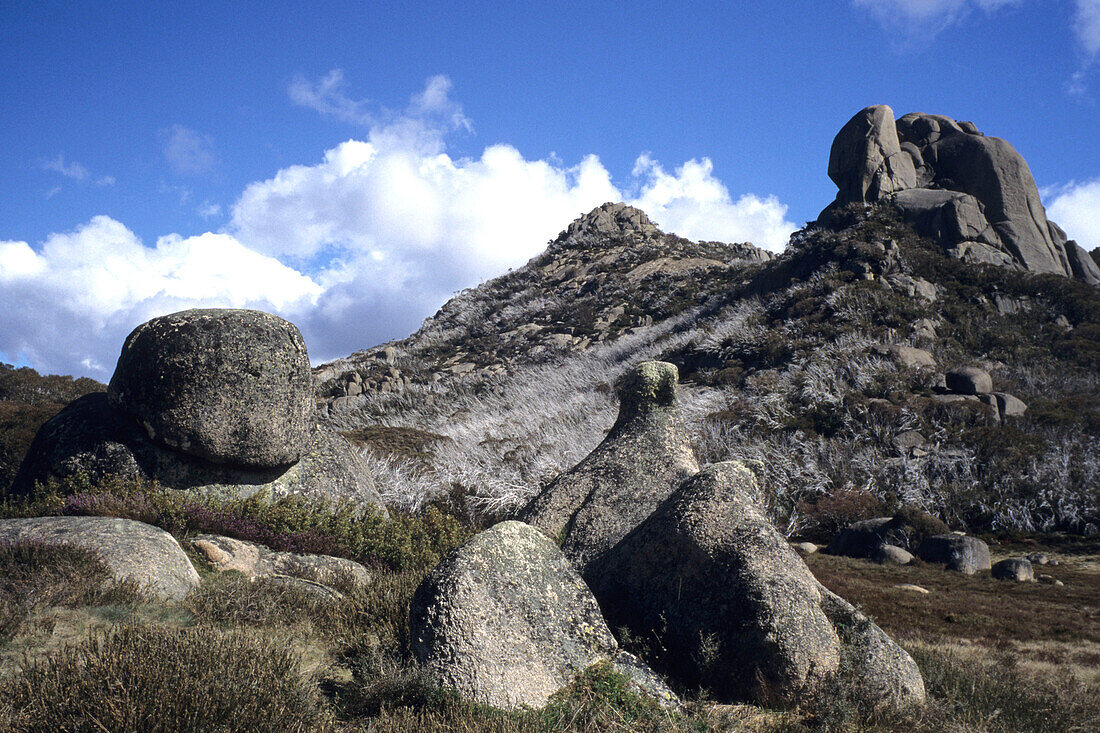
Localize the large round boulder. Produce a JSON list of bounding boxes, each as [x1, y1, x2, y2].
[[917, 534, 991, 574], [408, 521, 674, 710], [0, 516, 199, 601], [108, 309, 313, 468], [519, 361, 698, 575], [590, 462, 841, 705]]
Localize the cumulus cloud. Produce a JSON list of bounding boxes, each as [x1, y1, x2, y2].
[[161, 124, 217, 175], [1047, 179, 1100, 249], [289, 69, 373, 125], [0, 216, 320, 378], [3, 75, 796, 377], [853, 0, 1024, 37]]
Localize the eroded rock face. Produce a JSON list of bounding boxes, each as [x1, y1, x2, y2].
[[828, 105, 916, 204], [519, 361, 699, 575], [408, 521, 674, 710], [0, 516, 199, 601], [590, 462, 840, 705], [108, 309, 313, 468], [823, 107, 1096, 284]]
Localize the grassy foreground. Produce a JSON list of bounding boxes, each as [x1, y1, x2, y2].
[[1, 479, 1098, 731]]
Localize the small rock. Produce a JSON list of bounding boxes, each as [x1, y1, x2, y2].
[[991, 558, 1034, 582], [893, 430, 927, 453], [793, 541, 819, 555], [894, 584, 930, 594], [1037, 574, 1064, 586], [993, 392, 1028, 418], [945, 366, 993, 395], [191, 534, 370, 591], [874, 544, 914, 565], [872, 343, 936, 369], [1027, 552, 1050, 565]]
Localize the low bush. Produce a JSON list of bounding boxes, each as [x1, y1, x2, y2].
[[0, 623, 335, 732], [0, 540, 140, 643]]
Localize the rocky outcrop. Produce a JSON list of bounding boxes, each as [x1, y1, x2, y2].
[[408, 521, 675, 710], [190, 534, 371, 594], [0, 516, 199, 601], [822, 105, 1095, 284], [12, 310, 384, 510], [11, 392, 381, 507], [590, 461, 923, 708], [519, 361, 698, 575], [917, 534, 992, 575], [108, 309, 313, 468], [828, 105, 916, 205]]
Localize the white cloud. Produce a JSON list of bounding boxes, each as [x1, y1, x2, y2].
[[289, 69, 373, 125], [197, 201, 221, 219], [161, 124, 217, 175], [853, 0, 1024, 37], [3, 75, 796, 378], [1047, 179, 1100, 249], [1075, 0, 1100, 57], [0, 216, 320, 378]]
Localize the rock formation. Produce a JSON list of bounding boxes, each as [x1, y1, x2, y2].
[[11, 310, 383, 509], [408, 521, 675, 710], [589, 461, 925, 707], [519, 361, 699, 575], [916, 533, 992, 575], [822, 105, 1100, 285], [0, 516, 199, 601], [190, 534, 371, 595], [108, 309, 313, 468]]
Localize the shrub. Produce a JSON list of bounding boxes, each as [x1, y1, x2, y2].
[[0, 540, 140, 643], [0, 623, 335, 732]]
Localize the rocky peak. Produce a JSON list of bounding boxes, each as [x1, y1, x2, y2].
[[820, 105, 1100, 286], [561, 202, 661, 242]]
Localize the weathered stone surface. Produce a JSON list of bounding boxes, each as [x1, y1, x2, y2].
[[590, 462, 841, 705], [829, 105, 916, 204], [895, 112, 967, 147], [949, 240, 1019, 268], [408, 521, 674, 710], [917, 534, 991, 574], [992, 557, 1035, 582], [1067, 241, 1100, 285], [946, 366, 993, 395], [11, 393, 384, 510], [1027, 552, 1051, 566], [108, 309, 313, 468], [190, 534, 370, 591], [816, 584, 926, 706], [929, 134, 1068, 276], [520, 361, 698, 574], [0, 516, 199, 601]]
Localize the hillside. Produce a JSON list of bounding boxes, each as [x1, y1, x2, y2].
[[313, 197, 1100, 538]]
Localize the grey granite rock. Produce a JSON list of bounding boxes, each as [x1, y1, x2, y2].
[[108, 309, 313, 468], [0, 516, 199, 601]]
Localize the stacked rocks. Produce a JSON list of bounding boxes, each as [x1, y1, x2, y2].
[[822, 105, 1100, 285], [13, 309, 382, 509], [933, 366, 1027, 421]]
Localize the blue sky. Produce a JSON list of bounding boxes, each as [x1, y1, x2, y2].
[[2, 0, 1100, 379]]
